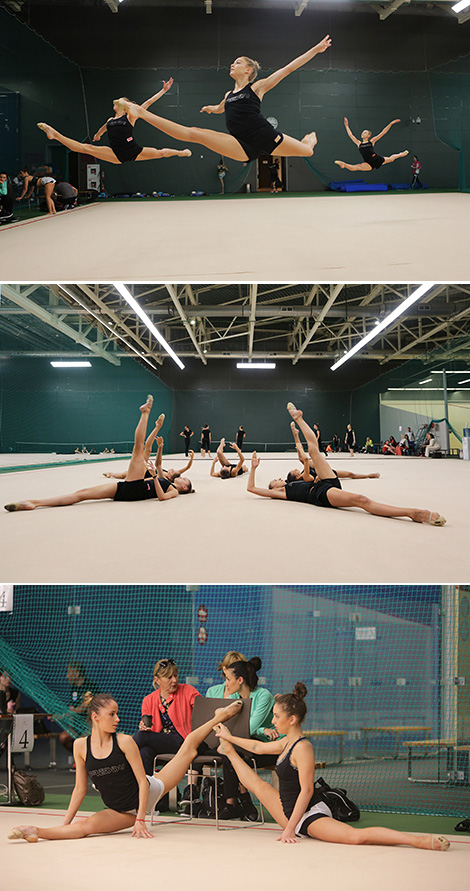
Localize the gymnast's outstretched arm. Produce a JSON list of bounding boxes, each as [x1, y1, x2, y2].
[[371, 119, 400, 145], [254, 35, 331, 99], [343, 117, 360, 146]]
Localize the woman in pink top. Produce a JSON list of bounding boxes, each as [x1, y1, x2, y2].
[[133, 658, 200, 775]]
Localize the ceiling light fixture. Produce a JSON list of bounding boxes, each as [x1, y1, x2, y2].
[[236, 362, 276, 369], [50, 361, 91, 368], [452, 0, 470, 12], [331, 283, 436, 371], [113, 283, 184, 370]]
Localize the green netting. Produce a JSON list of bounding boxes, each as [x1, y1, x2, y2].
[[1, 585, 468, 817]]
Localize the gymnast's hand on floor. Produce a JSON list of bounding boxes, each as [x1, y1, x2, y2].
[[131, 819, 153, 839], [278, 828, 299, 844]]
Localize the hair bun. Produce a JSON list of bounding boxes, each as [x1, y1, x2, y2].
[[293, 681, 307, 700], [249, 656, 262, 672]]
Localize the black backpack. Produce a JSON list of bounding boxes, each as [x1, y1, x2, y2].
[[12, 767, 45, 807], [315, 776, 360, 822], [198, 776, 225, 819]]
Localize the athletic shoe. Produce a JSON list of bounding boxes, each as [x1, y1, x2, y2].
[[180, 783, 199, 807], [238, 791, 259, 822], [217, 802, 243, 820]]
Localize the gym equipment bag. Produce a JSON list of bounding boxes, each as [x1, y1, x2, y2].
[[315, 776, 360, 822], [12, 767, 45, 807]]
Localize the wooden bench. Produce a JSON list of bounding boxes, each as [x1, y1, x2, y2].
[[303, 730, 347, 763], [403, 738, 470, 783], [361, 726, 431, 759]]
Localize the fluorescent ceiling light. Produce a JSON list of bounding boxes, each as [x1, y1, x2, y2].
[[419, 378, 432, 384], [452, 0, 470, 12], [114, 283, 184, 370], [51, 361, 91, 368], [236, 362, 276, 369], [387, 387, 470, 391], [458, 378, 470, 385], [330, 283, 435, 371], [431, 370, 469, 374]]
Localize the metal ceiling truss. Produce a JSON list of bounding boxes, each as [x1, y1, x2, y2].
[[1, 283, 469, 371]]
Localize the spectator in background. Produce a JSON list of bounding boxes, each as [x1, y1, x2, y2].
[[269, 157, 282, 193], [217, 157, 228, 193], [59, 660, 100, 753], [407, 427, 416, 454], [345, 424, 356, 456], [0, 669, 20, 714], [180, 425, 194, 457], [332, 433, 340, 452], [200, 424, 211, 458], [411, 155, 424, 190], [236, 425, 246, 450], [364, 436, 374, 454], [53, 179, 78, 210], [0, 172, 14, 223]]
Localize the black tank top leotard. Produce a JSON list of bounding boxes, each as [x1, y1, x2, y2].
[[358, 141, 384, 170], [85, 733, 139, 813], [224, 83, 284, 161], [276, 737, 323, 819], [285, 477, 341, 509], [106, 115, 143, 164], [113, 476, 173, 502]]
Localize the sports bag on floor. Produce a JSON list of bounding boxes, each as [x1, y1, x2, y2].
[[315, 776, 360, 822], [12, 767, 45, 807]]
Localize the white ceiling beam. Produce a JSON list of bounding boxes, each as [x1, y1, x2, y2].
[[378, 0, 410, 20], [293, 284, 344, 364], [2, 284, 121, 365], [165, 283, 208, 364], [248, 284, 258, 359]]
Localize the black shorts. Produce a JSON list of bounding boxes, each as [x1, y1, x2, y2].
[[110, 139, 144, 164], [114, 479, 156, 502], [201, 438, 210, 450], [297, 812, 329, 836], [233, 125, 284, 162], [310, 476, 342, 509]]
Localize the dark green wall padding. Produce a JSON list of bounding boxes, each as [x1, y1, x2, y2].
[[1, 7, 469, 194]]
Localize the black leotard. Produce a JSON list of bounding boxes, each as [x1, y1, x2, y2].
[[276, 737, 322, 819], [285, 477, 341, 509], [113, 477, 173, 502], [224, 84, 284, 161], [85, 733, 139, 813], [106, 115, 143, 164], [358, 141, 384, 170]]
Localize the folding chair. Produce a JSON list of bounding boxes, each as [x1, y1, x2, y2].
[[152, 696, 259, 830]]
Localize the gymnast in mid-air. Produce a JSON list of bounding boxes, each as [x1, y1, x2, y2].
[[3, 397, 193, 512], [335, 117, 408, 172], [246, 403, 446, 526], [36, 80, 192, 166], [118, 36, 331, 163]]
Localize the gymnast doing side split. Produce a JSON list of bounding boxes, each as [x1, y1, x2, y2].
[[3, 396, 193, 512], [37, 80, 191, 166], [8, 694, 242, 843], [117, 36, 331, 163], [335, 117, 408, 172], [215, 684, 450, 851], [246, 403, 446, 526]]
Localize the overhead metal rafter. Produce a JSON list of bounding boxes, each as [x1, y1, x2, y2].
[[165, 283, 207, 364], [293, 284, 344, 365], [2, 284, 121, 366]]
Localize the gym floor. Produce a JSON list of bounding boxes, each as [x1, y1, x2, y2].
[[1, 452, 467, 583], [1, 191, 468, 280]]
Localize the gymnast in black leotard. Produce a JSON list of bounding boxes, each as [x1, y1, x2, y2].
[[211, 437, 248, 479], [4, 397, 194, 512], [335, 117, 408, 173], [119, 36, 331, 163], [36, 79, 192, 167], [8, 693, 243, 844], [215, 683, 450, 850], [244, 403, 446, 526]]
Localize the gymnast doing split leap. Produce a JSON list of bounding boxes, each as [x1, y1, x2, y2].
[[3, 396, 193, 512], [8, 693, 242, 843], [118, 36, 332, 163], [246, 403, 446, 526], [37, 80, 192, 166], [335, 117, 408, 172], [215, 684, 450, 850]]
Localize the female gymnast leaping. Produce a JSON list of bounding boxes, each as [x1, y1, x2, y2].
[[8, 693, 242, 843], [288, 421, 380, 483], [215, 684, 450, 850], [335, 117, 408, 172], [4, 396, 193, 512], [246, 403, 446, 526], [36, 80, 192, 166], [118, 36, 331, 163]]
